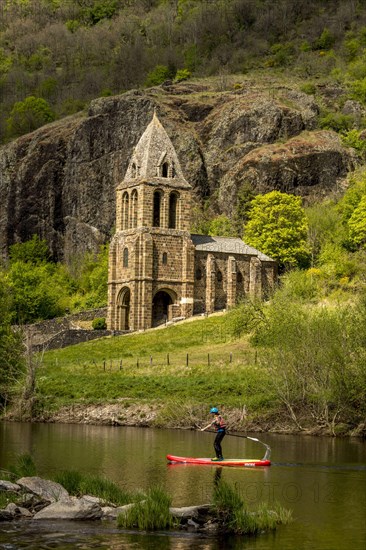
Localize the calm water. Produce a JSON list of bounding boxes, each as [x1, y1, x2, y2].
[[0, 422, 365, 549]]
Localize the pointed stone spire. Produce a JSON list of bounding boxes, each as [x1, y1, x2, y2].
[[123, 112, 191, 188]]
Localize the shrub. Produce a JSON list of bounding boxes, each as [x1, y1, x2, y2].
[[92, 317, 107, 330], [144, 65, 172, 87], [6, 96, 55, 138], [53, 470, 139, 505], [117, 486, 173, 530], [174, 68, 191, 82]]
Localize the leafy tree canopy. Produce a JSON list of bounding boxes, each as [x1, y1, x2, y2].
[[6, 96, 55, 138], [244, 191, 311, 270], [9, 235, 50, 265]]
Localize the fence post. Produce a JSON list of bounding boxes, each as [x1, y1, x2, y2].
[[208, 353, 210, 366], [186, 353, 189, 367], [150, 356, 153, 367], [137, 358, 139, 368], [167, 353, 170, 366], [103, 360, 106, 372], [230, 352, 232, 363], [120, 360, 122, 371]]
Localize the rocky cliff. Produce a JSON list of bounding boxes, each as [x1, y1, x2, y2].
[[0, 80, 356, 262]]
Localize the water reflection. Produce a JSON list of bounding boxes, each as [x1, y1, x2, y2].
[[0, 423, 365, 550]]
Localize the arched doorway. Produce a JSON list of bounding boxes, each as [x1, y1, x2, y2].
[[152, 290, 176, 327], [118, 287, 130, 330]]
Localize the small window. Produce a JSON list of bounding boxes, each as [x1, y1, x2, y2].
[[123, 247, 129, 268], [153, 191, 161, 227], [162, 162, 169, 178], [217, 270, 223, 282], [237, 272, 243, 283], [162, 252, 167, 265], [196, 268, 202, 280], [131, 163, 137, 178]]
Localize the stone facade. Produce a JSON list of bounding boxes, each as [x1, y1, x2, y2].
[[107, 113, 276, 331]]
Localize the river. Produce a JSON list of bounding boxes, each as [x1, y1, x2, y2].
[[0, 422, 365, 549]]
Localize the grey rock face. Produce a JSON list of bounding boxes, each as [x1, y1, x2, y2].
[[0, 84, 355, 261], [0, 480, 21, 492], [16, 477, 69, 503]]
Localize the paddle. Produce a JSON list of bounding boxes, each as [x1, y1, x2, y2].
[[196, 425, 271, 461]]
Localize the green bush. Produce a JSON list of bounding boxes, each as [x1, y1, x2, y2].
[[144, 65, 172, 87], [53, 470, 139, 505], [6, 96, 55, 138], [174, 68, 191, 82], [117, 486, 173, 530], [92, 317, 107, 330]]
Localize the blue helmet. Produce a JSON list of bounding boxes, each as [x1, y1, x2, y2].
[[210, 407, 219, 414]]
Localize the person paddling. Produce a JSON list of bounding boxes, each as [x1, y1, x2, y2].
[[201, 407, 226, 461]]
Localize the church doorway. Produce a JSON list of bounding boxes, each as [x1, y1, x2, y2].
[[118, 287, 130, 330], [152, 290, 176, 327]]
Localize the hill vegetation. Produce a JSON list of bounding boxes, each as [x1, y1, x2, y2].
[[2, 0, 366, 142]]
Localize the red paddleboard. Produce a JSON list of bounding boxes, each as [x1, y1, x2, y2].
[[166, 454, 271, 467]]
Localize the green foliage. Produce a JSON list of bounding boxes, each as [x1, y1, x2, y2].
[[208, 215, 234, 237], [253, 293, 366, 431], [319, 111, 354, 132], [7, 453, 37, 479], [54, 470, 139, 505], [300, 82, 316, 95], [144, 65, 172, 87], [9, 235, 50, 265], [313, 28, 335, 51], [92, 317, 107, 330], [8, 261, 65, 324], [337, 171, 366, 223], [348, 195, 366, 249], [213, 480, 291, 534], [244, 191, 311, 270], [267, 43, 294, 67], [6, 96, 55, 138], [174, 68, 191, 82], [0, 271, 26, 409], [117, 486, 173, 530], [84, 0, 119, 25], [341, 129, 366, 157]]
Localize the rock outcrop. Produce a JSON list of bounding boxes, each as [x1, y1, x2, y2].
[[0, 81, 357, 261]]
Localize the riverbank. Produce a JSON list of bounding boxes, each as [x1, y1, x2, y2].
[[7, 312, 365, 438], [5, 400, 365, 438]]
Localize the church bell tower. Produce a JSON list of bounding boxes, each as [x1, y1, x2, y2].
[[107, 112, 195, 331]]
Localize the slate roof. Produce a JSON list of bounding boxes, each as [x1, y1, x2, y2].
[[121, 111, 191, 189], [191, 234, 275, 262]]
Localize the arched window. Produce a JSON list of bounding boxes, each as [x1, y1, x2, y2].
[[162, 162, 169, 178], [122, 192, 129, 229], [217, 270, 223, 282], [123, 247, 129, 268], [237, 272, 243, 283], [153, 191, 162, 227], [131, 189, 138, 228], [196, 268, 202, 280], [169, 192, 178, 229], [162, 252, 167, 265]]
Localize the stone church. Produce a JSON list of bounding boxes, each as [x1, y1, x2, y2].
[[107, 113, 276, 331]]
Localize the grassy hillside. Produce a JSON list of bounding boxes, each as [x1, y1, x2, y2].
[[35, 314, 274, 422]]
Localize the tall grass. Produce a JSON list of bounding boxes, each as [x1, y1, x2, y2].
[[6, 453, 37, 479], [117, 486, 174, 530], [53, 470, 141, 506], [213, 480, 292, 534]]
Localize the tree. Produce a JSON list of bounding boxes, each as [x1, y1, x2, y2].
[[0, 270, 25, 411], [6, 96, 55, 138], [244, 191, 310, 270], [9, 235, 50, 265], [348, 195, 366, 249]]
